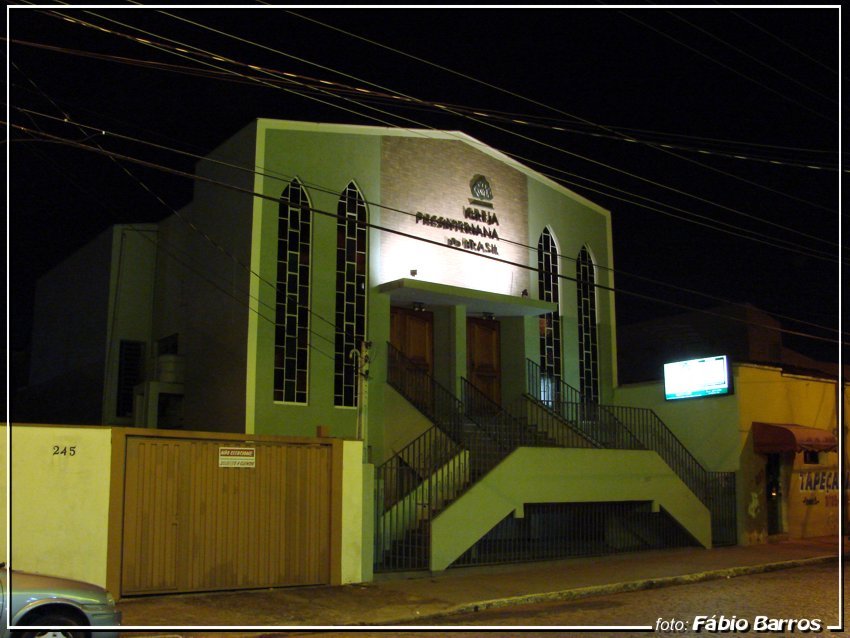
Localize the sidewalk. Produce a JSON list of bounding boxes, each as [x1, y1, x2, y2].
[[117, 535, 843, 632]]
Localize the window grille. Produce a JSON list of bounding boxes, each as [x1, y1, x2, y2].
[[576, 246, 599, 403], [334, 182, 368, 407], [537, 229, 562, 402], [274, 179, 311, 403]]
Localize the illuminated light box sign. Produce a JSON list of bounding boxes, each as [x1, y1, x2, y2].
[[663, 355, 731, 401]]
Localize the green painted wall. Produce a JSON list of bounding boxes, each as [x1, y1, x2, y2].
[[430, 447, 711, 571], [500, 315, 535, 407], [380, 385, 434, 465], [614, 377, 741, 472], [526, 177, 616, 401], [248, 122, 384, 440], [341, 440, 365, 584]]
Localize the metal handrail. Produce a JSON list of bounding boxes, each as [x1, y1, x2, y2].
[[512, 394, 609, 449], [460, 378, 551, 449], [378, 344, 526, 570], [525, 358, 735, 508], [387, 344, 492, 451], [526, 358, 582, 406]]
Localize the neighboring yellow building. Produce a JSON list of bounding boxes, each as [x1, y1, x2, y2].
[[738, 365, 843, 543], [615, 304, 845, 546]]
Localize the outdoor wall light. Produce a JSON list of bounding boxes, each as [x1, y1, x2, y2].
[[413, 302, 426, 312], [410, 269, 418, 277], [482, 312, 495, 321]]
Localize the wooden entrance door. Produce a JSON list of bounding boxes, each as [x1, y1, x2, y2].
[[390, 306, 434, 375], [391, 307, 435, 411], [467, 317, 501, 405]]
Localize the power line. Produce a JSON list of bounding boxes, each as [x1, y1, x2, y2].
[[41, 7, 837, 258], [209, 11, 831, 244], [26, 7, 841, 260], [278, 11, 840, 207], [7, 61, 343, 363], [620, 11, 837, 125], [10, 35, 842, 175], [11, 7, 840, 342], [666, 11, 837, 106], [13, 104, 844, 329], [11, 121, 843, 349], [729, 9, 840, 77], [38, 9, 842, 258], [13, 104, 847, 301]]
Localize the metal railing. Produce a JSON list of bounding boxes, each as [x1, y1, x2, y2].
[[377, 344, 512, 570], [510, 394, 618, 449], [377, 351, 737, 572], [374, 425, 467, 570], [460, 378, 558, 449], [525, 358, 737, 546], [453, 501, 698, 567], [527, 358, 583, 406]]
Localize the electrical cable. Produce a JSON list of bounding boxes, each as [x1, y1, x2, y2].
[[12, 104, 844, 336], [619, 11, 837, 125], [11, 10, 840, 348], [49, 9, 841, 257], [11, 121, 844, 350], [13, 105, 847, 322], [729, 9, 840, 77], [9, 35, 843, 181], [666, 11, 837, 106], [8, 63, 344, 364]]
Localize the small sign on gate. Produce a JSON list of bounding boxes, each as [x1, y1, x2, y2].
[[218, 446, 256, 468]]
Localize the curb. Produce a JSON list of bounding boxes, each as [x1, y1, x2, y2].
[[369, 555, 838, 626]]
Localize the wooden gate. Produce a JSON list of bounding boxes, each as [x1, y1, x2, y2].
[[121, 435, 333, 595]]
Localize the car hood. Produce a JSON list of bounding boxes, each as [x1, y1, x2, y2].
[[5, 569, 108, 604]]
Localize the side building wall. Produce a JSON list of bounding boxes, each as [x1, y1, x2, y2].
[[170, 123, 258, 432], [21, 225, 156, 425], [10, 425, 113, 587], [735, 365, 841, 543], [7, 424, 365, 594], [614, 363, 843, 544]]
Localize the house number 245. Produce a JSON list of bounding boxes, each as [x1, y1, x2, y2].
[[53, 446, 77, 456]]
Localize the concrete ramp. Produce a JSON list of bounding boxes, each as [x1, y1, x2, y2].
[[430, 447, 711, 571]]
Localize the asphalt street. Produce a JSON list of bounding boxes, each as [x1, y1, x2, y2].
[[274, 562, 844, 637]]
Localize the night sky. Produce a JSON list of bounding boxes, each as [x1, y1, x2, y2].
[[7, 7, 842, 366]]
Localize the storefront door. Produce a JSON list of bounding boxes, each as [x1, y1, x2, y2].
[[766, 453, 783, 535], [467, 317, 501, 405]]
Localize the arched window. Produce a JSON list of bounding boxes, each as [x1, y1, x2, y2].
[[537, 228, 561, 404], [334, 182, 368, 407], [274, 178, 311, 403], [576, 245, 599, 403]]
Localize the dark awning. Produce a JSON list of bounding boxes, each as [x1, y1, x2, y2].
[[752, 422, 838, 453]]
